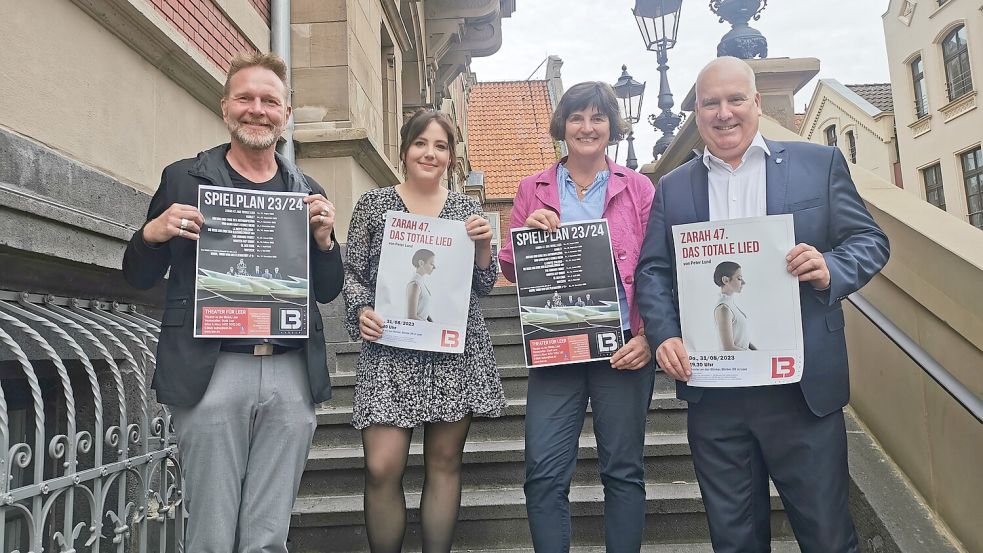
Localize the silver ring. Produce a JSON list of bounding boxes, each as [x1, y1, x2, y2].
[[178, 228, 185, 238], [180, 218, 188, 230], [319, 215, 326, 223]]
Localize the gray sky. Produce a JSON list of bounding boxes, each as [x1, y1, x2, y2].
[[470, 0, 891, 167]]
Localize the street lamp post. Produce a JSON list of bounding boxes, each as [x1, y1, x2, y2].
[[710, 0, 769, 59], [612, 65, 646, 171], [632, 0, 685, 160]]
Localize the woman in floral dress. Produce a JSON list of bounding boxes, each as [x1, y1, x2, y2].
[[343, 109, 505, 553]]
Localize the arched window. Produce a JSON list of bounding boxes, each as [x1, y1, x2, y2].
[[911, 56, 928, 118], [942, 25, 973, 101], [824, 125, 837, 148], [846, 131, 857, 163]]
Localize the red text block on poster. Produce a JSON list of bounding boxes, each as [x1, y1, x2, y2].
[[201, 307, 272, 336], [529, 334, 591, 366]]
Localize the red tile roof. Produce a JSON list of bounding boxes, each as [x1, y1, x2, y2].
[[846, 83, 894, 113], [467, 81, 559, 199]]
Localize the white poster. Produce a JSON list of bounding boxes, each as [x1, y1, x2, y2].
[[673, 215, 804, 387], [374, 211, 474, 353]]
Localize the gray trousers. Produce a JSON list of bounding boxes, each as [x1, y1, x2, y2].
[[170, 350, 316, 553]]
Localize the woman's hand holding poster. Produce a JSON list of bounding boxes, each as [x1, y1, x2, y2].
[[373, 211, 473, 353], [672, 214, 804, 387]]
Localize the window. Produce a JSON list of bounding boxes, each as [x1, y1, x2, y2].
[[846, 131, 857, 163], [922, 164, 946, 210], [942, 26, 973, 101], [911, 56, 929, 118], [825, 125, 837, 147], [483, 211, 502, 259], [961, 147, 983, 229]]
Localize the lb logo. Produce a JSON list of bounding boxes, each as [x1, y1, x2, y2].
[[771, 357, 796, 379], [596, 332, 619, 354], [280, 309, 303, 330], [441, 329, 460, 348]]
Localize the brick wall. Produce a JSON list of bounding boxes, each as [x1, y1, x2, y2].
[[146, 0, 259, 71], [248, 0, 271, 26], [484, 199, 515, 287]]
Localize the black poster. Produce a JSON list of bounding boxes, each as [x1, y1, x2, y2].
[[194, 185, 309, 338], [511, 220, 624, 367]]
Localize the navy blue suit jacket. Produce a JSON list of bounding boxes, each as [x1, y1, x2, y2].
[[635, 139, 889, 417]]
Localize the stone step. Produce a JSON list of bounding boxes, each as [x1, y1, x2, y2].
[[299, 432, 697, 497], [312, 395, 689, 449], [331, 334, 528, 374], [479, 286, 519, 310], [326, 365, 678, 405], [289, 482, 793, 552], [443, 544, 801, 553], [482, 307, 522, 336]]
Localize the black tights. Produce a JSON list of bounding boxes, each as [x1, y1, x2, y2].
[[362, 416, 472, 553]]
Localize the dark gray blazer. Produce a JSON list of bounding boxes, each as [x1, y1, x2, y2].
[[635, 139, 889, 417], [122, 144, 344, 407]]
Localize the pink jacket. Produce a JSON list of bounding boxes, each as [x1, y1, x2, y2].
[[499, 157, 655, 334]]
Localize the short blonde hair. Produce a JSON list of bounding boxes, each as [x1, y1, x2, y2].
[[223, 52, 289, 99]]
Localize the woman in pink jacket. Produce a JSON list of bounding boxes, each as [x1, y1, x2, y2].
[[499, 81, 656, 552]]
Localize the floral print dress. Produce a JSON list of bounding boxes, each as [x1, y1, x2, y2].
[[343, 186, 505, 429]]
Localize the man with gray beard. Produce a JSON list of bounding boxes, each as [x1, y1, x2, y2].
[[122, 52, 344, 553]]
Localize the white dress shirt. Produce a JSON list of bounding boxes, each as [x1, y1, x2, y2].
[[703, 133, 770, 221]]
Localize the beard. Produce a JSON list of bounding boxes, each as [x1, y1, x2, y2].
[[226, 117, 283, 150]]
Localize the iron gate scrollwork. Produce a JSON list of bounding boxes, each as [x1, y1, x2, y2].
[[0, 289, 182, 552]]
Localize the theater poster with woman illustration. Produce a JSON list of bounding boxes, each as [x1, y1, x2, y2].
[[373, 211, 473, 353], [672, 214, 803, 387]]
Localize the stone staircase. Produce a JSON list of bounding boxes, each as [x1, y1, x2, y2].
[[288, 286, 804, 551]]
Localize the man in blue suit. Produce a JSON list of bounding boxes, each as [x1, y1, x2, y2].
[[636, 57, 889, 552]]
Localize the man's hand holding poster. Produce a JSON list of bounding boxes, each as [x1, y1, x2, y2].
[[672, 215, 804, 387], [194, 185, 310, 338], [373, 211, 473, 353], [511, 220, 625, 368]]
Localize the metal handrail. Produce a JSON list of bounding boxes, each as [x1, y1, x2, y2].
[[848, 292, 983, 424]]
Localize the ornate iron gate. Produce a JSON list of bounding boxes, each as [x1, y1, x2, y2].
[[0, 290, 182, 552]]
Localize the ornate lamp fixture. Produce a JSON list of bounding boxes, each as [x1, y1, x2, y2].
[[612, 65, 646, 170], [633, 0, 682, 52], [709, 0, 769, 59], [632, 0, 685, 160]]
